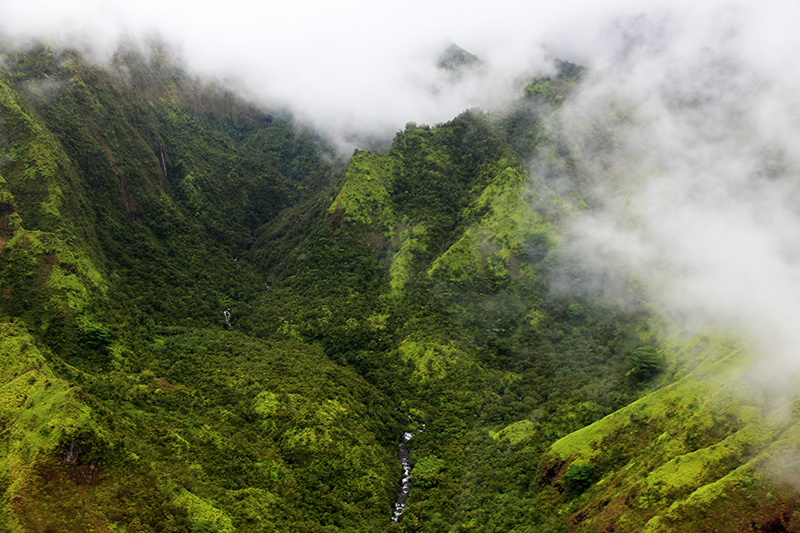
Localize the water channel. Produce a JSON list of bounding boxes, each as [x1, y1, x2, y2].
[[391, 426, 424, 522]]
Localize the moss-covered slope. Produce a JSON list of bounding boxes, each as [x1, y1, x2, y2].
[[532, 333, 800, 532], [1, 41, 797, 533], [0, 43, 401, 532]]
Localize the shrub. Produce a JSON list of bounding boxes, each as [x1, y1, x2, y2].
[[626, 346, 663, 381], [84, 326, 112, 350], [562, 462, 596, 494]]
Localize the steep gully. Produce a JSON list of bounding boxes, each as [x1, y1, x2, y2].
[[222, 301, 420, 522]]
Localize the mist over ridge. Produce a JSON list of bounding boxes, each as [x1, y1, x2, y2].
[[4, 0, 800, 369], [3, 1, 800, 363], [542, 2, 800, 384], [2, 1, 791, 146]]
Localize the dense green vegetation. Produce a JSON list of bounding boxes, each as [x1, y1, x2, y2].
[[0, 41, 797, 532]]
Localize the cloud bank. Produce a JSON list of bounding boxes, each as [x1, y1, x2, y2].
[[0, 0, 725, 145], [545, 1, 800, 381]]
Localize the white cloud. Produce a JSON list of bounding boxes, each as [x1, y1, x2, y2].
[[0, 0, 693, 146], [542, 1, 800, 380]]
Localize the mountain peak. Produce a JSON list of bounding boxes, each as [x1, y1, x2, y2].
[[436, 42, 481, 71]]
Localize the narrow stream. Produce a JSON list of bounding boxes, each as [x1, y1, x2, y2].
[[391, 426, 423, 523]]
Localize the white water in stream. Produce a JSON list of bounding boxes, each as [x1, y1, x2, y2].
[[391, 427, 423, 522]]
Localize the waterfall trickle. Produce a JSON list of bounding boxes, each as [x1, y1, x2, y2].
[[391, 425, 424, 522]]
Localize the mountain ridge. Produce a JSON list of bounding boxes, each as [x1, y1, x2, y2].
[[0, 40, 797, 532]]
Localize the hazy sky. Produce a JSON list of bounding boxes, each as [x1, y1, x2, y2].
[[3, 0, 800, 377]]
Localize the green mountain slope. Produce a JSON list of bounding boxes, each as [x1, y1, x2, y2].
[[0, 41, 797, 533], [0, 43, 400, 532], [532, 333, 800, 532]]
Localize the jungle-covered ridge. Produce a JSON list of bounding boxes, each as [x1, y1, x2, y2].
[[0, 40, 799, 532]]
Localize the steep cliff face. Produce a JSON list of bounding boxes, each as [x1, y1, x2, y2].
[[0, 42, 797, 533]]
